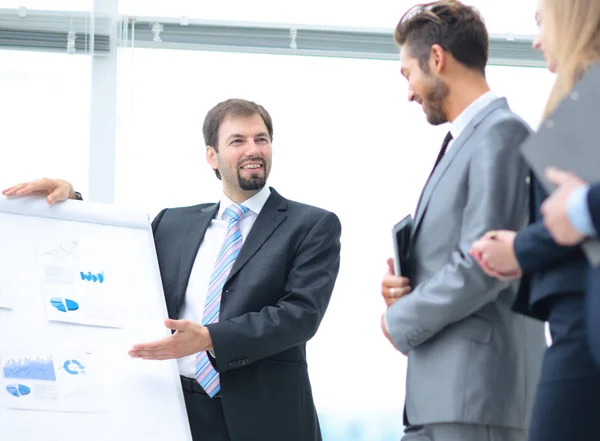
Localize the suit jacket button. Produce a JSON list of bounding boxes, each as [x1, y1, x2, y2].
[[242, 359, 249, 365], [229, 362, 235, 368]]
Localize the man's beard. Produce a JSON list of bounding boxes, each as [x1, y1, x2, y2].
[[238, 172, 266, 191], [424, 76, 450, 126], [237, 159, 268, 190]]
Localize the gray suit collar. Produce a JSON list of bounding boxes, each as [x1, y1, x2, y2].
[[413, 98, 509, 232]]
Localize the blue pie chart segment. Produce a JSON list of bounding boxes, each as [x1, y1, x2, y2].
[[63, 360, 85, 375], [6, 384, 31, 397], [65, 299, 79, 311], [50, 298, 79, 313]]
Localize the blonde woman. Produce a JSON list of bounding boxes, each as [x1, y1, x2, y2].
[[471, 0, 600, 440]]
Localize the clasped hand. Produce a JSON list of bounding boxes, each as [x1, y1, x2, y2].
[[470, 230, 522, 280], [380, 258, 412, 352]]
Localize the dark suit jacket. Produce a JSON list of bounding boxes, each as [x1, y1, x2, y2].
[[586, 182, 600, 365], [513, 174, 587, 321], [151, 188, 341, 441], [588, 183, 600, 233]]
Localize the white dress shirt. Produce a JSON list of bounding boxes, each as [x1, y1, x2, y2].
[[446, 90, 498, 152], [177, 185, 271, 378]]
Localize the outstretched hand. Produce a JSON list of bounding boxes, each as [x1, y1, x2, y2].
[[2, 178, 75, 205], [128, 319, 213, 360]]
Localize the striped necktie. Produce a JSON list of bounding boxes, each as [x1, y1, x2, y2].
[[195, 203, 249, 397]]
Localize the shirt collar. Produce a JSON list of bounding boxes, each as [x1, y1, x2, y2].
[[450, 90, 498, 141], [217, 185, 271, 219]]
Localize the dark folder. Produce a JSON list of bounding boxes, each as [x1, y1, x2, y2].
[[392, 215, 413, 276], [520, 62, 600, 266]]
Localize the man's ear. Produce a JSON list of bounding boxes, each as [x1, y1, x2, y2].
[[429, 44, 447, 74], [206, 146, 218, 172]]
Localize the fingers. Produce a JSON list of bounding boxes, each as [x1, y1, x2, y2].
[[540, 199, 549, 216], [16, 179, 51, 195], [477, 256, 507, 279], [479, 264, 501, 278], [496, 270, 522, 281], [2, 178, 68, 201], [482, 230, 498, 240], [470, 248, 501, 277], [128, 336, 174, 359], [381, 271, 411, 306], [3, 180, 48, 197], [382, 284, 412, 306], [382, 274, 410, 288], [2, 183, 29, 196], [386, 257, 395, 275], [470, 239, 485, 255], [164, 318, 188, 331], [386, 285, 412, 297], [544, 167, 569, 185], [46, 186, 70, 205]]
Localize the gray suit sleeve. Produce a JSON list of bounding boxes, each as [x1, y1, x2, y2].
[[386, 120, 530, 353]]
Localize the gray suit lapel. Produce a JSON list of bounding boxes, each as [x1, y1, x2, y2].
[[226, 188, 287, 282], [177, 203, 218, 302], [412, 98, 509, 236]]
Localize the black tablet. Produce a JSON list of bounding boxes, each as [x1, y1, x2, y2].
[[392, 214, 413, 277]]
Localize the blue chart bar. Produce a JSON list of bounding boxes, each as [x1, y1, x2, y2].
[[80, 271, 105, 283], [3, 357, 57, 382]]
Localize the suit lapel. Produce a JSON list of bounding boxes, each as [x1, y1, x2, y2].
[[412, 127, 473, 230], [177, 203, 219, 304], [226, 188, 288, 282], [412, 98, 509, 239]]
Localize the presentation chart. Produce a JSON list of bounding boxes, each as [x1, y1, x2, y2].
[[0, 351, 105, 413], [38, 240, 122, 329], [0, 246, 12, 310], [0, 285, 12, 310], [0, 197, 193, 441]]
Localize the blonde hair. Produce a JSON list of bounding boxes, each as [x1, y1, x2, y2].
[[542, 0, 600, 120]]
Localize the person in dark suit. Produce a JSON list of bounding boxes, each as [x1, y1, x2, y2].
[[2, 98, 342, 441], [470, 1, 600, 439], [590, 184, 600, 232], [585, 183, 600, 367], [535, 169, 600, 368]]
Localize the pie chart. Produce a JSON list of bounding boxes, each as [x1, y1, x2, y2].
[[6, 384, 31, 398], [50, 298, 79, 313], [63, 359, 85, 375]]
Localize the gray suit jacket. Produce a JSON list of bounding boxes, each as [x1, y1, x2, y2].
[[386, 98, 546, 429]]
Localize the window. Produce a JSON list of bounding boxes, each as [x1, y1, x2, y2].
[[119, 0, 538, 35], [0, 49, 90, 194]]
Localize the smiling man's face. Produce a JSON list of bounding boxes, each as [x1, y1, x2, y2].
[[400, 45, 450, 126], [207, 113, 272, 201]]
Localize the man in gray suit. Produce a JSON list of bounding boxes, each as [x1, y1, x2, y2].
[[380, 2, 545, 440]]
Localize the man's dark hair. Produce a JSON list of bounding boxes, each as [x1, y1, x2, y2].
[[202, 98, 274, 179], [394, 0, 488, 75]]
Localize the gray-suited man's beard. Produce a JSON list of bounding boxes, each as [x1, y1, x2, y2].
[[425, 77, 450, 126]]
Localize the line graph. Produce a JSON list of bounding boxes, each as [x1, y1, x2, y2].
[[43, 241, 79, 258], [3, 357, 57, 382], [63, 386, 104, 398]]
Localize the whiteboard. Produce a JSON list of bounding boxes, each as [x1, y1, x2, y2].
[[0, 197, 192, 441]]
